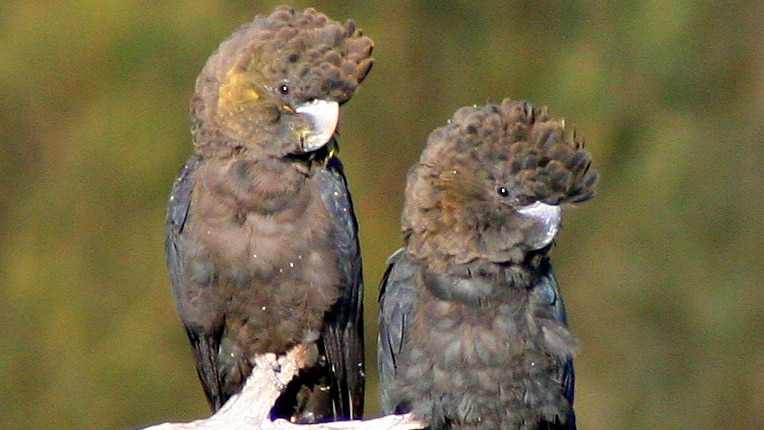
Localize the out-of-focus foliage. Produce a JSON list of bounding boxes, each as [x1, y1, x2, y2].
[[1, 1, 761, 428]]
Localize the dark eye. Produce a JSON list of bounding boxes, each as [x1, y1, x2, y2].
[[496, 186, 510, 198], [278, 84, 290, 95]]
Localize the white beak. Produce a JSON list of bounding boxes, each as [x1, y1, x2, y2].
[[295, 99, 340, 152], [517, 202, 562, 250]]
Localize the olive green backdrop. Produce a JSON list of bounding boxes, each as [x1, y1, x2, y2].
[[1, 1, 762, 428]]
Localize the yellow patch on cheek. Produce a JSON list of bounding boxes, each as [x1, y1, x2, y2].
[[218, 72, 260, 112], [242, 88, 260, 102]]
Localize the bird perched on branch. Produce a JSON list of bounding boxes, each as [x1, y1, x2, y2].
[[378, 100, 598, 429], [165, 6, 373, 422]]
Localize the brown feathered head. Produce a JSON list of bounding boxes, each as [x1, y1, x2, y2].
[[191, 6, 374, 156], [402, 99, 598, 268]]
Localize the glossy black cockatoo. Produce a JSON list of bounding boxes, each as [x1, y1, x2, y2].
[[165, 6, 372, 423], [378, 100, 598, 429]]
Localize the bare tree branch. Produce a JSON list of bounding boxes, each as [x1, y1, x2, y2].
[[142, 348, 424, 430]]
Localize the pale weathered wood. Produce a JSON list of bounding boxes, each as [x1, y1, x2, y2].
[[142, 348, 424, 430]]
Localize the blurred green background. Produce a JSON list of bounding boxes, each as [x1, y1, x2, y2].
[[1, 1, 762, 428]]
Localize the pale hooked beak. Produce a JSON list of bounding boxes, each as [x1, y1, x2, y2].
[[295, 99, 339, 152], [516, 202, 561, 250]]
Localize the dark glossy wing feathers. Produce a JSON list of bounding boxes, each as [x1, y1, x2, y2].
[[536, 258, 576, 430], [165, 155, 228, 410], [377, 249, 419, 413], [314, 155, 365, 419]]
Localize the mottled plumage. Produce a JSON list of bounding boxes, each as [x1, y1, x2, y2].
[[166, 6, 372, 422], [378, 100, 597, 429]]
